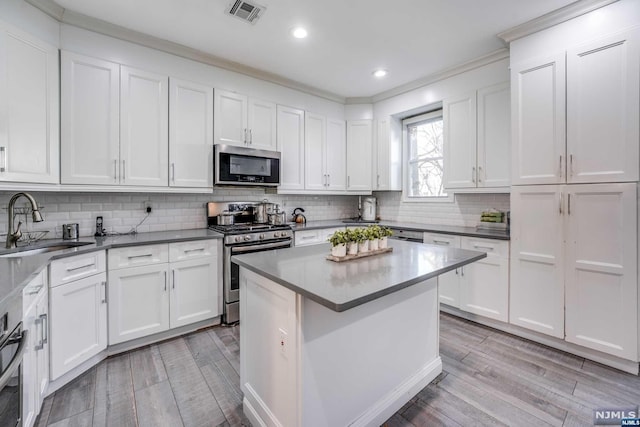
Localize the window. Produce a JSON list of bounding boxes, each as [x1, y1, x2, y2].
[[403, 110, 450, 201]]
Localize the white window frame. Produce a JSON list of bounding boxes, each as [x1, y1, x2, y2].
[[402, 110, 454, 203]]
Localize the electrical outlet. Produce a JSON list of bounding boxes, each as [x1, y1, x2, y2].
[[144, 201, 152, 214]]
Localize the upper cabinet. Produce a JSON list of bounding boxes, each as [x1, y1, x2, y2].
[[443, 82, 510, 190], [304, 113, 346, 192], [277, 105, 305, 191], [373, 117, 402, 191], [214, 89, 277, 151], [346, 120, 372, 192], [512, 29, 639, 185], [0, 22, 59, 184], [169, 78, 213, 188], [61, 52, 169, 187]]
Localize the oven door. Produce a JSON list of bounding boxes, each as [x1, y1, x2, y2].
[[224, 239, 291, 323], [0, 323, 27, 427]]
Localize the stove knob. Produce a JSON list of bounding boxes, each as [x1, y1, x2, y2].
[[273, 232, 279, 238], [244, 235, 252, 242], [234, 236, 242, 243], [259, 234, 265, 240]]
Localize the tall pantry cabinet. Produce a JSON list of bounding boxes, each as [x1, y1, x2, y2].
[[509, 27, 640, 363]]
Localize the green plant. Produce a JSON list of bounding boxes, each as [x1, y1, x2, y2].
[[345, 228, 360, 243], [368, 225, 383, 239], [381, 227, 393, 238], [364, 226, 377, 241], [327, 230, 348, 247]]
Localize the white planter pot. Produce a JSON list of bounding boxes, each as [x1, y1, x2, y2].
[[359, 240, 370, 253], [369, 238, 379, 251], [347, 241, 358, 255], [331, 243, 347, 257], [379, 237, 388, 249]]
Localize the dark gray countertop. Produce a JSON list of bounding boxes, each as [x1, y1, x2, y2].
[[289, 219, 510, 240], [0, 229, 223, 319], [232, 239, 486, 312]]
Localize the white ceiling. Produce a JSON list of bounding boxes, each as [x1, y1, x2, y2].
[[52, 0, 577, 99]]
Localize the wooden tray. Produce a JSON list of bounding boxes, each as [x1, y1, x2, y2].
[[326, 247, 393, 262]]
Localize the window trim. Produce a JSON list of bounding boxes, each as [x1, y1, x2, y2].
[[402, 110, 454, 203]]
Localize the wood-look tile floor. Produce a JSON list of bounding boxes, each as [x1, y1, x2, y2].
[[36, 313, 640, 427]]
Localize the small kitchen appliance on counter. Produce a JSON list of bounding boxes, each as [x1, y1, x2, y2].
[[361, 196, 377, 221], [62, 223, 79, 240]]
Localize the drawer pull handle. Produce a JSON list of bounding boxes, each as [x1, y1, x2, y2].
[[127, 254, 153, 260], [26, 284, 44, 295], [164, 271, 167, 292], [433, 240, 450, 245], [66, 262, 96, 272], [0, 146, 6, 172], [184, 248, 205, 253], [101, 281, 107, 304], [40, 313, 48, 345], [172, 270, 176, 289], [473, 245, 494, 251]]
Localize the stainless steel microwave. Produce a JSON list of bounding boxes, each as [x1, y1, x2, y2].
[[214, 144, 281, 187]]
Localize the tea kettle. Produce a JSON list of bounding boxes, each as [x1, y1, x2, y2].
[[292, 207, 306, 224]]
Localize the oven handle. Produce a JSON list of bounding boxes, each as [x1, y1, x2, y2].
[[0, 328, 27, 391], [231, 240, 291, 253]]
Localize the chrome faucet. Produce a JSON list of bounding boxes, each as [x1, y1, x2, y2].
[[5, 192, 44, 249]]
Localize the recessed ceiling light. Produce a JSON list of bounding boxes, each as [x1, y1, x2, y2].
[[291, 27, 308, 39], [373, 69, 388, 78]]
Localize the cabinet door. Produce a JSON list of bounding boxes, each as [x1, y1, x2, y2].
[[60, 51, 120, 185], [477, 83, 510, 188], [215, 89, 247, 147], [304, 112, 326, 190], [509, 185, 564, 338], [566, 31, 639, 184], [511, 54, 566, 185], [443, 92, 477, 189], [423, 233, 461, 308], [22, 298, 37, 427], [346, 120, 372, 192], [248, 98, 277, 150], [108, 264, 170, 345], [170, 256, 219, 328], [374, 119, 389, 191], [460, 237, 509, 322], [0, 23, 59, 184], [120, 66, 169, 187], [277, 105, 305, 191], [169, 77, 213, 188], [565, 183, 637, 360], [326, 119, 346, 191], [50, 272, 107, 380]]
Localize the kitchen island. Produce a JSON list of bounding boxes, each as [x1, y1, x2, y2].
[[232, 240, 485, 427]]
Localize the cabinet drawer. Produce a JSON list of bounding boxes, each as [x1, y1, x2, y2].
[[108, 244, 168, 269], [169, 240, 217, 262], [461, 237, 509, 258], [294, 230, 321, 247], [423, 233, 461, 247], [50, 251, 106, 287]]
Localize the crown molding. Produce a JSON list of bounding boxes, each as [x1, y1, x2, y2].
[[25, 0, 347, 104], [497, 0, 619, 43], [345, 97, 373, 105], [366, 48, 510, 104]]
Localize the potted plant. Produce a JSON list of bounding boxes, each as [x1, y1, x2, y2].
[[367, 225, 381, 251], [356, 227, 370, 253], [327, 230, 348, 257], [379, 227, 393, 249], [345, 228, 359, 255]]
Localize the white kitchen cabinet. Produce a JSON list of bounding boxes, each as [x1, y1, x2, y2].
[[169, 77, 213, 188], [61, 51, 170, 187], [346, 120, 372, 192], [120, 66, 169, 187], [214, 89, 276, 150], [373, 117, 402, 191], [564, 183, 637, 360], [50, 266, 107, 380], [510, 183, 638, 361], [304, 113, 346, 191], [512, 30, 639, 186], [0, 22, 59, 184], [510, 185, 565, 338], [277, 105, 305, 191], [108, 240, 219, 344], [444, 82, 510, 190], [294, 227, 345, 247], [566, 30, 639, 184], [22, 271, 48, 427], [423, 233, 462, 308], [459, 237, 509, 322], [60, 51, 120, 185]]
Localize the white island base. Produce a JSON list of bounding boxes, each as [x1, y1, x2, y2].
[[239, 268, 441, 427]]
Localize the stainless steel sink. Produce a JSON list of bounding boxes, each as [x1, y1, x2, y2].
[[0, 241, 93, 258]]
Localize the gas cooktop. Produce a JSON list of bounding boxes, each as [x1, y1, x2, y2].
[[208, 223, 291, 235]]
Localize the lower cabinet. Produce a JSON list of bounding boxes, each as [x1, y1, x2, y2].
[[294, 227, 344, 247], [49, 261, 108, 380], [424, 232, 509, 322], [108, 240, 219, 345]]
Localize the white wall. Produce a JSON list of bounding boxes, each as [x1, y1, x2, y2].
[[0, 0, 59, 45]]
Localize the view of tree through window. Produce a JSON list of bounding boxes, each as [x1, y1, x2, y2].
[[406, 112, 446, 198]]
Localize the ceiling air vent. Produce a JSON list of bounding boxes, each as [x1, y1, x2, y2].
[[226, 0, 266, 24]]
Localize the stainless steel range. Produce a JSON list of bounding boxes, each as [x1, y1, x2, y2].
[[207, 202, 292, 324]]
